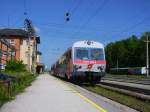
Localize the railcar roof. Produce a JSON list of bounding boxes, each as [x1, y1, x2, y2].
[[72, 40, 104, 48]]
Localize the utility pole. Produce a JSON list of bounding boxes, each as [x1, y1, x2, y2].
[[28, 32, 31, 72], [24, 19, 33, 72], [146, 34, 150, 77], [117, 59, 119, 72], [24, 19, 36, 73]]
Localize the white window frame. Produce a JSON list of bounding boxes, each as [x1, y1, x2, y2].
[[10, 39, 15, 45]]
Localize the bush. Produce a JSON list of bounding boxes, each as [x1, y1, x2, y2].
[[0, 72, 37, 107], [5, 60, 26, 72]]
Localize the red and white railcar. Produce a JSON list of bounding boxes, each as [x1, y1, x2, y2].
[[51, 40, 106, 83]]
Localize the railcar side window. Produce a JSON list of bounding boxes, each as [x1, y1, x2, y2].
[[91, 49, 104, 60], [76, 49, 89, 60]]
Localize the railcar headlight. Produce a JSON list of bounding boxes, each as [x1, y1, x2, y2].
[[97, 66, 101, 70], [97, 66, 104, 71], [74, 65, 82, 70], [78, 66, 82, 69]]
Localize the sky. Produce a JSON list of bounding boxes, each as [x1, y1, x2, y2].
[[0, 0, 150, 68]]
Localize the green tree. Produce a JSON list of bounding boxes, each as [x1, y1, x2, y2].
[[105, 32, 150, 72]]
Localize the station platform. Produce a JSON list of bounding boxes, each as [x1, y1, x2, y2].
[[0, 74, 138, 112]]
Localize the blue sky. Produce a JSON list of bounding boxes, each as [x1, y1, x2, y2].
[[0, 0, 150, 68]]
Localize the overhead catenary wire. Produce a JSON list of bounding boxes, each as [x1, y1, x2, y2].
[[69, 0, 82, 16], [71, 0, 149, 40], [65, 0, 83, 22], [37, 24, 128, 34], [34, 0, 110, 40], [34, 7, 150, 41], [21, 0, 149, 41], [110, 4, 150, 39], [64, 0, 98, 36], [57, 0, 82, 37], [120, 6, 150, 28], [11, 16, 25, 27], [69, 0, 110, 39], [122, 16, 150, 32], [10, 0, 29, 28], [80, 0, 110, 28], [111, 15, 150, 39], [23, 0, 28, 16], [35, 20, 145, 41], [0, 0, 29, 28]]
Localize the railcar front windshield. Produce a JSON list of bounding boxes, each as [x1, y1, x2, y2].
[[75, 48, 104, 60], [91, 48, 104, 60], [76, 48, 89, 60]]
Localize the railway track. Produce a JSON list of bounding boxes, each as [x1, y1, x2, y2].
[[54, 74, 150, 101], [97, 75, 150, 101], [102, 75, 150, 85]]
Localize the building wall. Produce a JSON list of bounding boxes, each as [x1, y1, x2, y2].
[[20, 38, 37, 71], [0, 39, 16, 67], [20, 39, 28, 64], [13, 38, 20, 61], [37, 54, 41, 63], [1, 36, 39, 72], [30, 39, 36, 71], [5, 36, 21, 61], [1, 42, 7, 64]]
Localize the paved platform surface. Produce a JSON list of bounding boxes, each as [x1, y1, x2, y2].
[[0, 74, 138, 112]]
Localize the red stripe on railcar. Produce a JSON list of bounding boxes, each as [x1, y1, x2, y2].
[[74, 60, 106, 64]]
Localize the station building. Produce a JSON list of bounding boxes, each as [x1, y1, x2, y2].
[[0, 28, 41, 72]]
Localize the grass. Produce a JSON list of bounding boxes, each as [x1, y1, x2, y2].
[[82, 85, 150, 112], [0, 71, 37, 107]]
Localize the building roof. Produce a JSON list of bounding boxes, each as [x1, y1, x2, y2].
[[0, 28, 28, 38]]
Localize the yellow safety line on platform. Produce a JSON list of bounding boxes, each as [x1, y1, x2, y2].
[[75, 92, 108, 112], [69, 86, 108, 112], [52, 76, 107, 112]]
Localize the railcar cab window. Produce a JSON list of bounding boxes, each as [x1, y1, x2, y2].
[[91, 48, 104, 60], [76, 48, 89, 60]]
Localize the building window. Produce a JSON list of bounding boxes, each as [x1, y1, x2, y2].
[[2, 51, 7, 57], [26, 40, 29, 45], [25, 51, 28, 57], [11, 51, 15, 56], [10, 39, 15, 45]]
